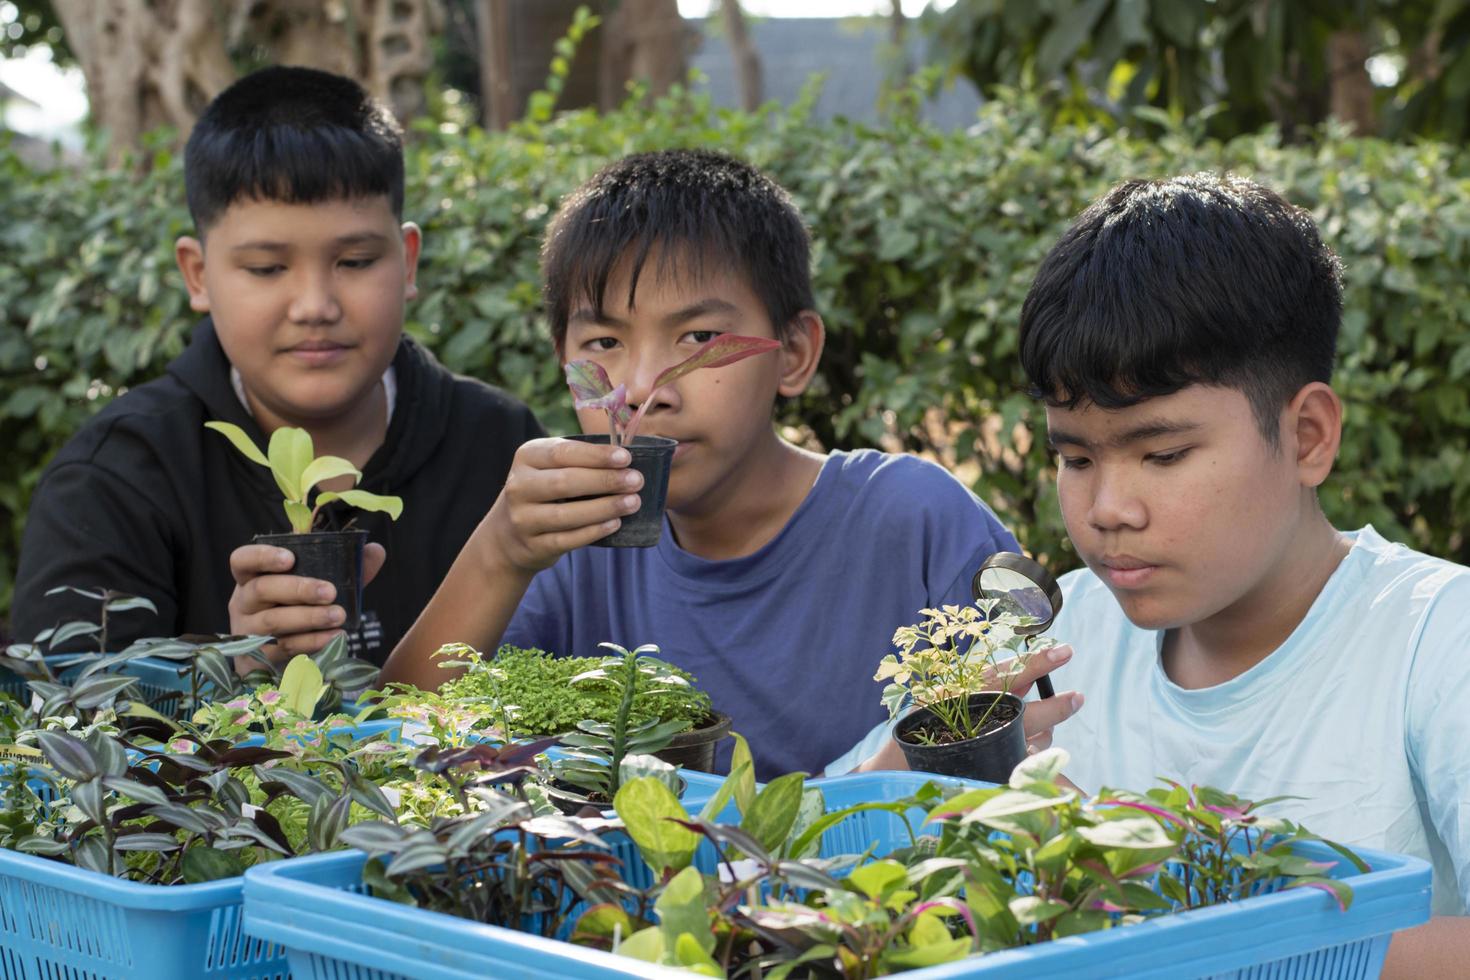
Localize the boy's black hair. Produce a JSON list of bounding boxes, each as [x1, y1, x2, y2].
[[185, 66, 404, 234], [541, 149, 814, 346], [1018, 172, 1343, 443]]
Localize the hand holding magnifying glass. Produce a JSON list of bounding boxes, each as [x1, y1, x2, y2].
[[972, 552, 1063, 699]]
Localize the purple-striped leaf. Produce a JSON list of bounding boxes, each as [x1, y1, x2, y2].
[[652, 334, 782, 389]]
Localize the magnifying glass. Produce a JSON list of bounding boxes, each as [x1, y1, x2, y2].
[[972, 552, 1063, 699]]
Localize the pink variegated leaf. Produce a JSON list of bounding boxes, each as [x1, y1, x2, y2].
[[574, 383, 630, 418], [565, 360, 632, 427], [1284, 876, 1353, 912], [564, 359, 616, 402], [651, 333, 782, 388]]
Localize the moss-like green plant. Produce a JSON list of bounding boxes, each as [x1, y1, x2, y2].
[[440, 645, 711, 738]]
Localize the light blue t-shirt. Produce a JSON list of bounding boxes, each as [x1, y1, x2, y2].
[[502, 449, 1019, 781], [1049, 526, 1470, 916]]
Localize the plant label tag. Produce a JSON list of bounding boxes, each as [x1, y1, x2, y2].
[[0, 743, 45, 764], [718, 858, 763, 884]]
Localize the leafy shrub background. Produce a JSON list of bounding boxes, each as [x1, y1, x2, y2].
[[5, 87, 1470, 631]]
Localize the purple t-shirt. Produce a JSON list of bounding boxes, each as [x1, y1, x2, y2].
[[502, 449, 1019, 780]]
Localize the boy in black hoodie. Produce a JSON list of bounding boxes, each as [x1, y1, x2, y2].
[[13, 67, 542, 665]]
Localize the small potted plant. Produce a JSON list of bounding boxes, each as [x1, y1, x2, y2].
[[874, 601, 1039, 782], [205, 422, 403, 629], [437, 643, 731, 773], [563, 333, 780, 546]]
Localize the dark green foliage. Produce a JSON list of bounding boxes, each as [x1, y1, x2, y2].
[[5, 87, 1470, 629], [444, 646, 711, 737]]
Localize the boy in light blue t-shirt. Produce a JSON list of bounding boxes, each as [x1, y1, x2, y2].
[[1013, 174, 1468, 976], [381, 150, 1081, 780], [843, 172, 1468, 975]]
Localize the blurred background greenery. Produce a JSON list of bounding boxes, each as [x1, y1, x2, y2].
[[2, 0, 1469, 633]]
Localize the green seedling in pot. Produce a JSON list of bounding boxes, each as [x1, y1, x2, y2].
[[564, 333, 781, 448], [205, 422, 403, 533]]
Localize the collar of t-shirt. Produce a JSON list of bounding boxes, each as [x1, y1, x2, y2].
[[228, 365, 397, 426]]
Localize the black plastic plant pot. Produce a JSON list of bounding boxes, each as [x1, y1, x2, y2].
[[894, 692, 1027, 783], [654, 710, 733, 773], [566, 434, 676, 547], [253, 529, 369, 629]]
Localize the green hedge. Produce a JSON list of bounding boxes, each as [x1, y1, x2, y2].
[[5, 91, 1470, 631]]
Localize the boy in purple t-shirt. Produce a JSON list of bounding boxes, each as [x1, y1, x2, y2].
[[381, 150, 1080, 778]]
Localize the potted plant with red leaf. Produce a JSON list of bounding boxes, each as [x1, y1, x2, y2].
[[563, 333, 780, 547]]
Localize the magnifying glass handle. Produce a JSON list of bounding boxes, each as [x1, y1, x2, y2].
[[1036, 676, 1055, 699]]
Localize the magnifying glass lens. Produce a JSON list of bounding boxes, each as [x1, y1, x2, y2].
[[978, 567, 1053, 621]]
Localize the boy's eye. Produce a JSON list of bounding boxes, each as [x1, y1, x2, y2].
[[246, 265, 284, 277], [1145, 448, 1192, 466], [584, 337, 620, 352], [681, 329, 723, 345], [339, 256, 378, 270], [1058, 455, 1091, 471]]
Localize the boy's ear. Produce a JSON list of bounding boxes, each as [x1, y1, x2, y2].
[[401, 222, 422, 300], [1288, 382, 1342, 488], [777, 311, 825, 398], [175, 237, 211, 313]]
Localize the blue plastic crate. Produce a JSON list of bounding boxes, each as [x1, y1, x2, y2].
[[244, 849, 684, 980], [243, 772, 1431, 980], [1, 656, 197, 720], [0, 847, 288, 979]]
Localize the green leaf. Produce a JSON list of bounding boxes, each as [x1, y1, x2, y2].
[[1076, 816, 1175, 850], [614, 776, 699, 875], [300, 455, 361, 498], [284, 501, 313, 533], [615, 926, 666, 963], [741, 772, 806, 854], [730, 732, 758, 817], [672, 933, 722, 976], [1008, 895, 1069, 926], [1009, 746, 1069, 787], [848, 858, 907, 901], [697, 759, 749, 824], [328, 489, 404, 520], [1036, 0, 1110, 79], [280, 654, 327, 717], [182, 846, 245, 883], [205, 421, 269, 466], [267, 427, 314, 502], [656, 866, 715, 956]]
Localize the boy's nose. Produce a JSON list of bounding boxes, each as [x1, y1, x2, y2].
[[1086, 471, 1146, 531], [287, 273, 342, 325], [623, 355, 680, 415]]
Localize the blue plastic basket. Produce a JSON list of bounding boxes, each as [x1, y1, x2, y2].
[[0, 719, 406, 979], [1, 656, 196, 718], [243, 771, 1431, 980], [244, 849, 685, 980], [0, 847, 288, 979]]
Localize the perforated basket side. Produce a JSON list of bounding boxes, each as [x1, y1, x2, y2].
[[0, 847, 289, 979]]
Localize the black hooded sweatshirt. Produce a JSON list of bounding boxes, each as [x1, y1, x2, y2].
[[13, 319, 544, 663]]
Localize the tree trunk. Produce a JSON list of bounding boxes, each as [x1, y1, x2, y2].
[[720, 0, 761, 110], [52, 0, 235, 163], [476, 0, 516, 128], [1327, 29, 1375, 135], [601, 0, 695, 109], [232, 0, 439, 124]]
